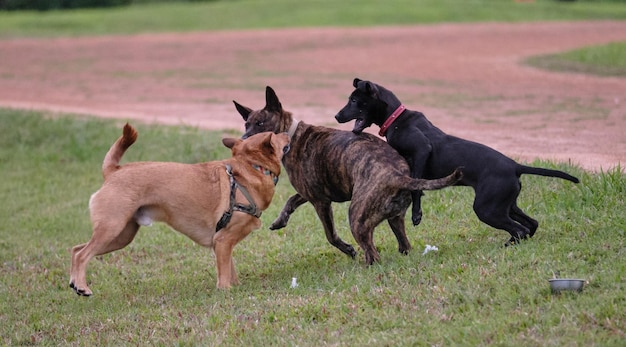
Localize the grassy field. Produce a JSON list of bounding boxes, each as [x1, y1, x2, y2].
[[1, 0, 625, 345], [1, 0, 626, 38], [526, 41, 626, 77], [0, 110, 624, 345]]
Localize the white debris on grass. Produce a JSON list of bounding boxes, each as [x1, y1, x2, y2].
[[422, 244, 439, 255], [291, 277, 298, 288]]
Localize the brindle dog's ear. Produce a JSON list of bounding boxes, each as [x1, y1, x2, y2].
[[233, 101, 252, 121], [222, 137, 241, 149], [353, 78, 362, 88], [265, 86, 283, 112]]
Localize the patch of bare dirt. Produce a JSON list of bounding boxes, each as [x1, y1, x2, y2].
[[1, 21, 625, 171]]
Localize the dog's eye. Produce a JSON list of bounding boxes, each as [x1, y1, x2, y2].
[[256, 121, 264, 127], [350, 98, 356, 103]]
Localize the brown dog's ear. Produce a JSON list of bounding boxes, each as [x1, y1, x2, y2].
[[353, 78, 362, 88], [262, 132, 276, 155], [265, 86, 283, 112], [222, 137, 241, 149], [233, 101, 252, 121]]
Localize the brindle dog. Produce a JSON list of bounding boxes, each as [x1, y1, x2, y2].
[[336, 78, 580, 246], [233, 87, 461, 264]]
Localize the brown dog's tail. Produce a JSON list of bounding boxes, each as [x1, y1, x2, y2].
[[102, 123, 138, 180], [397, 168, 463, 191]]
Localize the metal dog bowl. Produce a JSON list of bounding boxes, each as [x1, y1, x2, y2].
[[549, 278, 585, 293]]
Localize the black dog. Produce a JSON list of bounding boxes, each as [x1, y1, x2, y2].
[[336, 78, 579, 246], [233, 86, 461, 264]]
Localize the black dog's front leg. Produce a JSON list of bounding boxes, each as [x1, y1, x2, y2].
[[410, 189, 424, 226], [389, 130, 431, 226]]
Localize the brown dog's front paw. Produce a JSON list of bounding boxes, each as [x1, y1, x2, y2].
[[216, 282, 232, 290], [69, 281, 93, 296]]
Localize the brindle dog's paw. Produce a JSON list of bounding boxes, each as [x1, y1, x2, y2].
[[269, 219, 287, 230], [347, 245, 357, 259]]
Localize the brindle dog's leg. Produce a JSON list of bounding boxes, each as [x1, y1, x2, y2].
[[386, 215, 412, 255], [311, 201, 357, 258], [269, 193, 307, 230]]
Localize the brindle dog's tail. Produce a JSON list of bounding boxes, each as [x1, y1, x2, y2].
[[396, 168, 463, 191], [101, 123, 138, 180]]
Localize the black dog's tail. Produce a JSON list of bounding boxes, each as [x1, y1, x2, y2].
[[516, 165, 579, 183], [397, 168, 463, 191]]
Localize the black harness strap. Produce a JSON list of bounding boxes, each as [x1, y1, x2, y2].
[[216, 164, 262, 232]]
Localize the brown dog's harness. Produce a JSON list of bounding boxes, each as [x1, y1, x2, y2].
[[216, 164, 278, 232]]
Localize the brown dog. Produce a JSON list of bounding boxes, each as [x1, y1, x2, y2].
[[69, 124, 290, 296], [233, 87, 462, 265]]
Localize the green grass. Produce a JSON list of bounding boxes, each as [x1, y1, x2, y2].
[[526, 41, 626, 77], [1, 110, 624, 345], [1, 0, 626, 38]]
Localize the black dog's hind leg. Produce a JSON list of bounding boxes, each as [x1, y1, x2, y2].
[[270, 194, 307, 230], [510, 204, 539, 238], [473, 182, 530, 246], [311, 201, 357, 258]]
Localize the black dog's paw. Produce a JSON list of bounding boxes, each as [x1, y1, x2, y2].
[[504, 233, 530, 247], [411, 211, 423, 226]]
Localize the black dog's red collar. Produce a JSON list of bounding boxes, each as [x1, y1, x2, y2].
[[379, 104, 406, 137]]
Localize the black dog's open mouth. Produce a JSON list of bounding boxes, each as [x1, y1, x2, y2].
[[352, 118, 367, 134]]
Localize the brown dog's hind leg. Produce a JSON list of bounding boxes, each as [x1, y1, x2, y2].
[[70, 221, 139, 296]]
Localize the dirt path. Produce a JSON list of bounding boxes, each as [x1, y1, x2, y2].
[[1, 21, 625, 171]]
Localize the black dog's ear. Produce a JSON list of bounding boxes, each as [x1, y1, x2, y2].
[[265, 86, 283, 112], [364, 81, 380, 99], [353, 78, 362, 88], [233, 100, 252, 121]]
